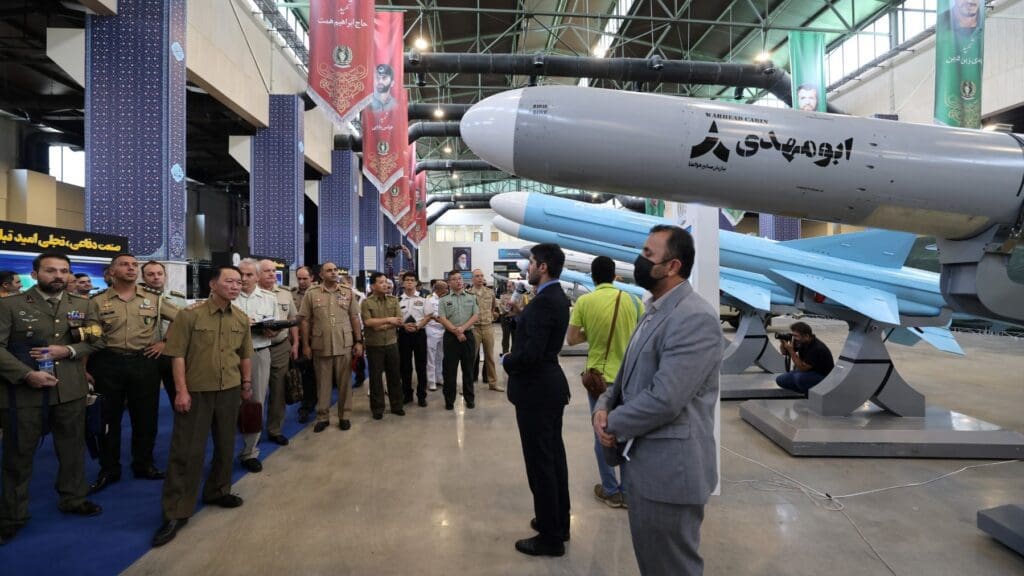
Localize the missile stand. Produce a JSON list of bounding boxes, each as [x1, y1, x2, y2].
[[740, 295, 1024, 459], [719, 303, 801, 400]]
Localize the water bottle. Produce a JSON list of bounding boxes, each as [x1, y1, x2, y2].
[[38, 351, 55, 375]]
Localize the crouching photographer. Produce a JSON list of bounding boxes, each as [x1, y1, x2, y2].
[[774, 321, 835, 395]]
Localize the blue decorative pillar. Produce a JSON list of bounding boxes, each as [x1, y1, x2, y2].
[[359, 178, 381, 271], [250, 95, 304, 267], [85, 0, 187, 261], [759, 214, 801, 241], [319, 150, 359, 269]]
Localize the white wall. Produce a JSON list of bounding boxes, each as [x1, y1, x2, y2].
[[422, 209, 531, 284], [830, 0, 1024, 121]]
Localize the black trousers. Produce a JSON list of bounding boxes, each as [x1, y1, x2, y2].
[[298, 358, 317, 413], [442, 332, 475, 405], [515, 404, 570, 545], [500, 316, 516, 354], [398, 329, 428, 402], [159, 355, 175, 407], [91, 350, 161, 474]]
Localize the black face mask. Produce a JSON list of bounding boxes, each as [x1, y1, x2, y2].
[[633, 255, 671, 291]]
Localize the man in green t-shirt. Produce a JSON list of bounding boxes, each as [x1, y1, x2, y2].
[[566, 256, 643, 508]]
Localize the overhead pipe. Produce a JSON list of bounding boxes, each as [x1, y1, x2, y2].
[[416, 160, 499, 174], [405, 52, 843, 113], [409, 121, 461, 144]]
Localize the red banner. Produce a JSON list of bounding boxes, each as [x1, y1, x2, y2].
[[362, 11, 407, 218], [306, 0, 374, 126], [407, 171, 429, 247], [396, 140, 418, 233]]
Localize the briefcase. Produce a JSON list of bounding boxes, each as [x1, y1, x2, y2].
[[237, 399, 263, 434], [285, 361, 304, 405]]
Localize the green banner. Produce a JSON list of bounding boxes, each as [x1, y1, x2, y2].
[[788, 31, 827, 112], [721, 209, 746, 227], [645, 198, 666, 217], [934, 0, 985, 128]]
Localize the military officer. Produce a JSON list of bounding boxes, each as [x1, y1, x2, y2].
[[437, 270, 480, 410], [298, 261, 362, 432], [468, 269, 502, 392], [234, 259, 277, 472], [0, 252, 105, 545], [152, 265, 253, 547], [258, 259, 298, 446], [88, 253, 179, 494], [361, 272, 405, 419], [0, 270, 22, 297], [397, 272, 430, 407], [291, 266, 317, 423], [141, 260, 187, 407]]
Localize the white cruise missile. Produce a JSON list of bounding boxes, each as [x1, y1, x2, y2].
[[461, 86, 1024, 241]]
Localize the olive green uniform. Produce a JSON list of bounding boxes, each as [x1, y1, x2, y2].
[[0, 287, 104, 530], [297, 284, 359, 424], [438, 290, 479, 407], [161, 299, 253, 520], [151, 286, 187, 407], [361, 294, 404, 416], [91, 285, 179, 476]]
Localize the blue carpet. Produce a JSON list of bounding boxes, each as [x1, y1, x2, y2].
[[0, 384, 339, 575]]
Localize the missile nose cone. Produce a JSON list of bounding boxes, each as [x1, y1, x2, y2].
[[489, 192, 529, 224], [461, 89, 522, 174], [491, 215, 521, 237]]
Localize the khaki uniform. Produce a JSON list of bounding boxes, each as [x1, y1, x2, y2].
[[361, 294, 404, 415], [161, 299, 253, 520], [92, 285, 179, 476], [266, 285, 296, 436], [298, 284, 359, 423], [151, 287, 187, 407], [290, 286, 316, 414], [0, 287, 104, 529], [468, 286, 499, 387]]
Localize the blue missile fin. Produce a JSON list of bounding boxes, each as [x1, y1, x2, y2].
[[780, 230, 917, 269], [770, 269, 901, 325], [886, 326, 965, 355], [720, 277, 771, 311]]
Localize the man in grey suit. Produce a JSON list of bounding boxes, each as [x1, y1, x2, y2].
[[593, 225, 722, 576]]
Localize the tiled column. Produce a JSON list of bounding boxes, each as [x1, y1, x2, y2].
[[250, 95, 304, 267], [359, 178, 381, 271], [85, 0, 187, 260], [319, 150, 360, 269], [758, 214, 801, 241]]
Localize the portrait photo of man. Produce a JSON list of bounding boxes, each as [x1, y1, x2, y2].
[[369, 63, 397, 113], [797, 83, 819, 112], [453, 248, 472, 272]]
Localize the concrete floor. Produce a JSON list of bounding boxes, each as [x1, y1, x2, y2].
[[125, 320, 1024, 576]]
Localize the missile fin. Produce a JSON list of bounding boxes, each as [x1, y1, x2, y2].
[[770, 269, 901, 325], [780, 230, 917, 269], [720, 277, 771, 312]]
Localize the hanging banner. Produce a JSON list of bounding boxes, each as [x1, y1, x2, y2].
[[644, 198, 665, 217], [721, 208, 746, 227], [307, 0, 374, 126], [934, 0, 985, 127], [362, 11, 408, 210], [396, 140, 418, 233], [789, 31, 827, 112], [407, 171, 429, 247]]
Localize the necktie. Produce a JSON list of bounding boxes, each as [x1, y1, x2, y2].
[[47, 297, 59, 310]]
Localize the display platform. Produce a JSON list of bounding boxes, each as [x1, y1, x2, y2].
[[978, 504, 1024, 557], [740, 399, 1024, 458], [721, 373, 803, 400]]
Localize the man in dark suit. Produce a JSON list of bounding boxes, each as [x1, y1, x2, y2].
[[501, 243, 571, 557], [593, 225, 722, 576]]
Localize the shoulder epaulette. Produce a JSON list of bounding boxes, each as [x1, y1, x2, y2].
[[169, 290, 186, 299], [69, 292, 88, 299], [140, 285, 163, 296]]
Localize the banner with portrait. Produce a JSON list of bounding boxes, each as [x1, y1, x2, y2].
[[362, 11, 408, 209], [934, 0, 985, 127], [396, 140, 418, 233], [788, 31, 826, 112], [407, 171, 429, 247], [307, 0, 374, 126]]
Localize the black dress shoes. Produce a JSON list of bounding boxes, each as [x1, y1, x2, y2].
[[313, 421, 329, 433], [0, 526, 18, 545], [269, 434, 289, 446], [418, 398, 428, 407], [445, 403, 454, 410], [465, 401, 475, 409], [241, 458, 263, 472], [88, 471, 121, 495], [372, 413, 384, 420], [339, 419, 351, 430], [530, 518, 570, 542], [391, 409, 406, 416], [515, 535, 565, 557], [203, 494, 244, 508], [152, 518, 188, 547], [133, 466, 166, 480], [59, 500, 103, 517]]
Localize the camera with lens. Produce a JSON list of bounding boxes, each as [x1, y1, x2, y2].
[[774, 332, 793, 342], [384, 244, 401, 259]]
